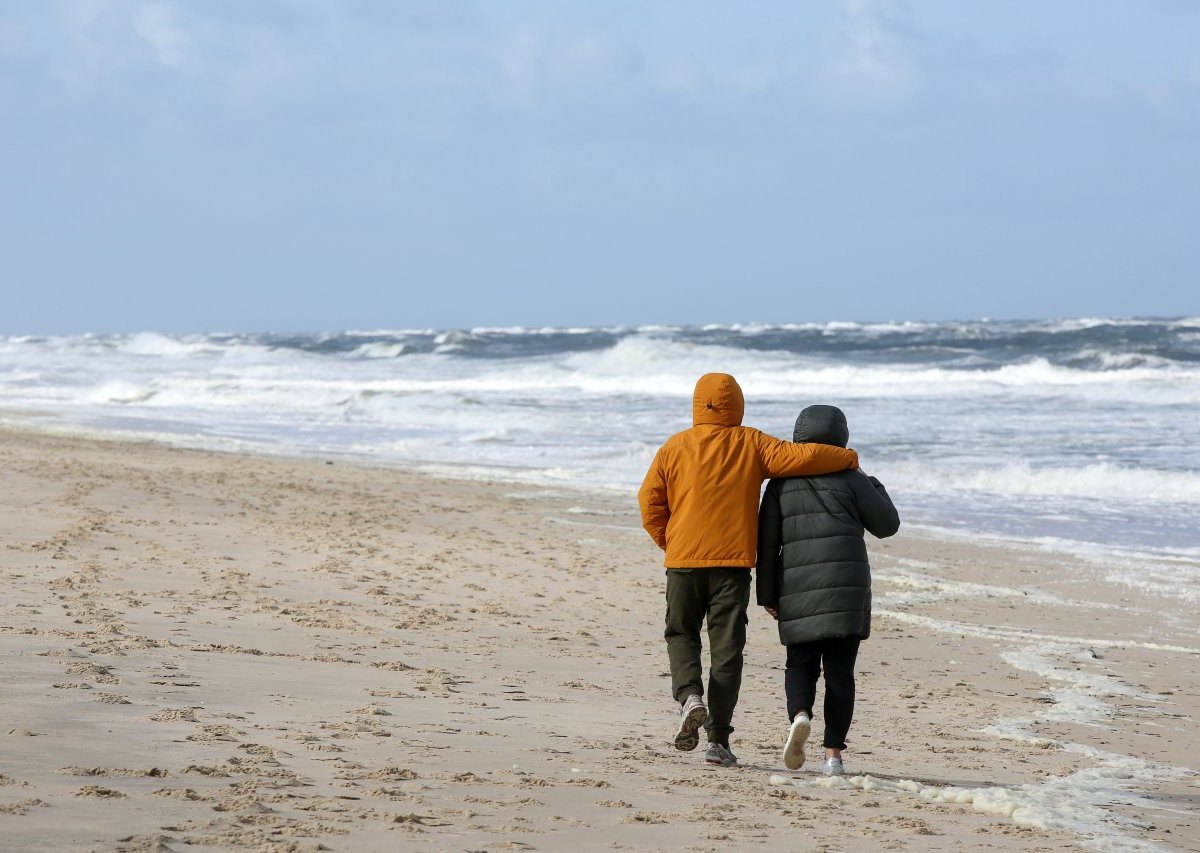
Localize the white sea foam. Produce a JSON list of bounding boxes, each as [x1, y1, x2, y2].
[[117, 332, 214, 357], [548, 517, 641, 532], [1103, 565, 1200, 606], [557, 340, 1200, 404], [877, 563, 1119, 610], [868, 563, 1192, 852], [1071, 348, 1177, 370], [1000, 644, 1154, 705], [892, 527, 1200, 608], [891, 583, 1191, 829], [349, 342, 410, 359], [432, 330, 477, 349], [468, 325, 605, 335], [563, 506, 637, 516], [877, 609, 1200, 655], [886, 461, 1200, 504], [85, 380, 157, 404], [769, 766, 1179, 853], [342, 327, 443, 337]]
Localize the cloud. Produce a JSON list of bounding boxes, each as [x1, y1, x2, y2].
[[338, 0, 480, 33], [22, 1, 1197, 120], [131, 3, 189, 68], [35, 0, 330, 99], [493, 27, 643, 100], [549, 33, 642, 87], [819, 0, 917, 104], [0, 20, 26, 59], [55, 0, 118, 71], [31, 1, 494, 104]]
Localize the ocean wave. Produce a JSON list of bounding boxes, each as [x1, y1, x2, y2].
[[1042, 316, 1200, 331], [342, 327, 442, 337], [988, 356, 1192, 384], [467, 325, 613, 336], [558, 339, 1200, 400], [11, 332, 1199, 417], [432, 329, 480, 353], [349, 342, 410, 359], [885, 461, 1200, 504], [670, 319, 942, 337], [117, 332, 217, 357], [85, 380, 157, 404], [76, 349, 1195, 406], [1063, 348, 1177, 370]]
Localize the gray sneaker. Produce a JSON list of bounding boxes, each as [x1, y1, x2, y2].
[[674, 694, 708, 752], [821, 756, 844, 776], [705, 742, 738, 767]]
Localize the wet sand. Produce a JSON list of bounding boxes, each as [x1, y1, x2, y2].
[[2, 426, 1197, 852]]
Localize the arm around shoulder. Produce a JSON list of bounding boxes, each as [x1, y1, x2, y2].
[[756, 431, 859, 478]]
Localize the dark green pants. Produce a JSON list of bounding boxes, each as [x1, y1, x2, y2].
[[664, 568, 751, 746]]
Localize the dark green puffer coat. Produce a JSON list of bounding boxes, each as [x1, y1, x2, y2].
[[755, 405, 900, 646]]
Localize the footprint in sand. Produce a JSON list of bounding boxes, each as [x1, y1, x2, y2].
[[148, 706, 202, 724], [64, 661, 120, 683], [59, 767, 169, 779], [0, 798, 48, 815], [75, 785, 126, 799]]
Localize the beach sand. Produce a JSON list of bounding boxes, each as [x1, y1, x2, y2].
[[2, 426, 1197, 852]]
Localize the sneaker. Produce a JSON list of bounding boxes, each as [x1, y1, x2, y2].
[[673, 694, 708, 752], [821, 756, 844, 776], [704, 742, 738, 767], [783, 713, 811, 770]]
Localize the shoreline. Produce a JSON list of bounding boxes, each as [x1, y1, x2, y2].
[[1, 425, 1197, 851], [6, 414, 1197, 567]]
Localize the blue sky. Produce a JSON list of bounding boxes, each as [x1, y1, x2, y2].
[[2, 0, 1197, 334]]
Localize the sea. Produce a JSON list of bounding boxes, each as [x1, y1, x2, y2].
[[2, 317, 1197, 569]]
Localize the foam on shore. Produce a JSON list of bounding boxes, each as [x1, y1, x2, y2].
[[769, 769, 1180, 853], [868, 560, 1198, 852]]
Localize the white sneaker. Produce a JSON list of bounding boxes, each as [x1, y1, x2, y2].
[[783, 713, 811, 770], [821, 756, 844, 776], [674, 694, 708, 752]]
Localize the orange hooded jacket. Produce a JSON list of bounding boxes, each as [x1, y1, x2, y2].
[[638, 373, 859, 569]]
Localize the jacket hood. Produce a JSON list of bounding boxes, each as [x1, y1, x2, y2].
[[693, 373, 744, 427], [793, 404, 848, 447]]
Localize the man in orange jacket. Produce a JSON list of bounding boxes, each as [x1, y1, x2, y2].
[[638, 373, 859, 767]]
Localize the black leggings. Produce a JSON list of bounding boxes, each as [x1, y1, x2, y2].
[[785, 637, 861, 750]]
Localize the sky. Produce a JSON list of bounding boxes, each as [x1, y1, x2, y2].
[[2, 0, 1198, 335]]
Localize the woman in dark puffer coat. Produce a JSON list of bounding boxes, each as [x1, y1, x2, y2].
[[756, 405, 900, 775]]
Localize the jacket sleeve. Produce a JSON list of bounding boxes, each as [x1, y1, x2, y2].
[[637, 447, 671, 550], [755, 431, 859, 478], [755, 480, 784, 606], [851, 473, 900, 539]]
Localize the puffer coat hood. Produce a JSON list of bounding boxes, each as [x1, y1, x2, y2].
[[793, 405, 848, 448], [693, 373, 745, 427]]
